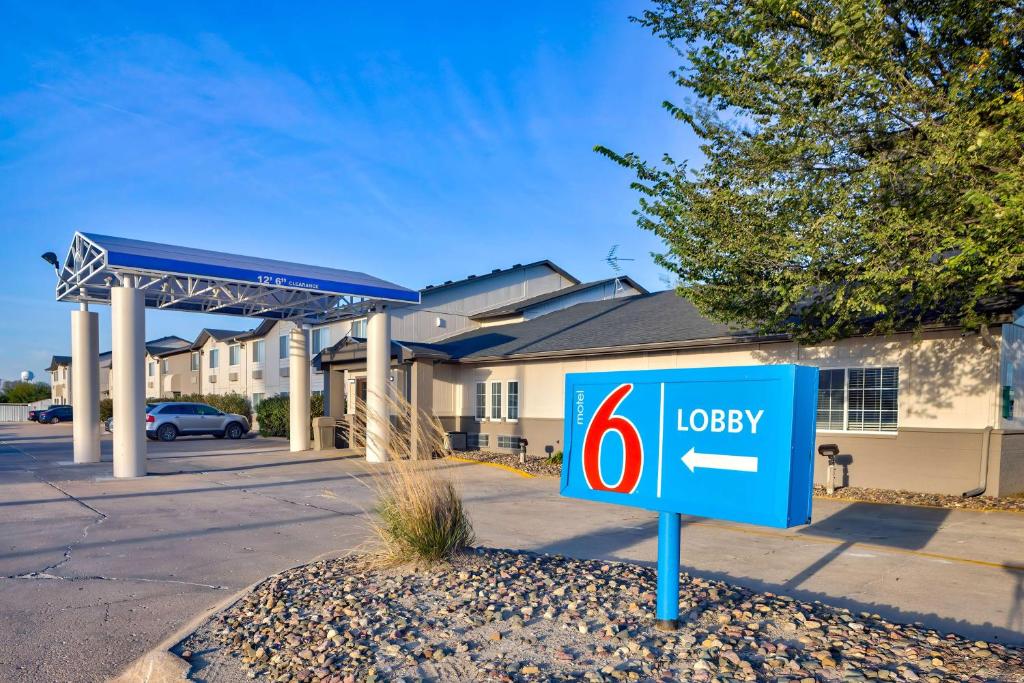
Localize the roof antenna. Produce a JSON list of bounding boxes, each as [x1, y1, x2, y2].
[[605, 245, 635, 297]]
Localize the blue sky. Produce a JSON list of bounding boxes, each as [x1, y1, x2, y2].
[[0, 1, 699, 383]]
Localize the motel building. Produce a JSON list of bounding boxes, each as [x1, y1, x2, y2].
[[49, 256, 1024, 497]]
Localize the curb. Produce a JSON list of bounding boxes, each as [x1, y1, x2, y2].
[[811, 493, 1024, 515], [446, 455, 536, 478], [109, 547, 355, 682]]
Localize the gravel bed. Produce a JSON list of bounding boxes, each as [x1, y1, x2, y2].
[[448, 450, 562, 477], [813, 486, 1024, 512], [179, 548, 1023, 682]]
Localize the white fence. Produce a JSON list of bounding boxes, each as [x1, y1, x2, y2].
[[0, 404, 30, 422]]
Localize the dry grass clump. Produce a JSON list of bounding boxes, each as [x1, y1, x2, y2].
[[347, 390, 475, 565], [371, 462, 475, 566]]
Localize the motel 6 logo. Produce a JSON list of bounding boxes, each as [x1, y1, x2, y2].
[[582, 384, 644, 494]]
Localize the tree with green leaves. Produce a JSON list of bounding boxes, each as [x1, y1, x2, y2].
[[599, 0, 1024, 341], [0, 381, 52, 404]]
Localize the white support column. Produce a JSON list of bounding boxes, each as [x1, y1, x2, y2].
[[365, 305, 391, 463], [288, 325, 310, 452], [112, 281, 146, 478], [71, 303, 100, 464]]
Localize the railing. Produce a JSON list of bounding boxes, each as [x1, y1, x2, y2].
[[0, 404, 30, 422]]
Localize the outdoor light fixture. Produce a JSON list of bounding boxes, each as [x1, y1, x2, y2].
[[41, 251, 60, 273]]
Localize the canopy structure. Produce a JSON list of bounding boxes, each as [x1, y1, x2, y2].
[[56, 232, 419, 323], [53, 231, 407, 477]]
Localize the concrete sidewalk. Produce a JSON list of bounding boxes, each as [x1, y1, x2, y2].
[[0, 422, 1022, 682]]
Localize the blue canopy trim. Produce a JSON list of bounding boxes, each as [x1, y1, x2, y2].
[[55, 232, 419, 322]]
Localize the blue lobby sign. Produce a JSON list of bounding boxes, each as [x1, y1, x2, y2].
[[561, 365, 818, 529]]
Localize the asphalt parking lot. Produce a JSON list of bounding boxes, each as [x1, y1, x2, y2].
[[1, 421, 1022, 682]]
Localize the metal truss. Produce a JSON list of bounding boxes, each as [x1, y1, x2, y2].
[[55, 233, 382, 323]]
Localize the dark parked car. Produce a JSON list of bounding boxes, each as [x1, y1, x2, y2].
[[38, 405, 73, 424], [27, 408, 41, 421]]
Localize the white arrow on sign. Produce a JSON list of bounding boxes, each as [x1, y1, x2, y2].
[[681, 447, 759, 473]]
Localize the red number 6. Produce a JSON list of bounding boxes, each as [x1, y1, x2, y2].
[[583, 384, 644, 493]]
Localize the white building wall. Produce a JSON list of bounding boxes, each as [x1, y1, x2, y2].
[[390, 264, 574, 342], [522, 280, 643, 321], [439, 328, 1002, 431]]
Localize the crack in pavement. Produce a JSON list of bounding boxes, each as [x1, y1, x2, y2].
[[201, 471, 363, 517], [1, 439, 110, 576], [5, 573, 229, 590]]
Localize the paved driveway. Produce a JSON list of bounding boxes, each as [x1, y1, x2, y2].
[[0, 421, 1022, 682]]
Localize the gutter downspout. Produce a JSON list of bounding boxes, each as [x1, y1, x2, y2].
[[962, 426, 994, 498]]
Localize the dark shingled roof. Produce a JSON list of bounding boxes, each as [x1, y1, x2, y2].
[[471, 277, 648, 320], [439, 291, 742, 360], [421, 260, 579, 295], [46, 356, 72, 371], [145, 335, 192, 356]]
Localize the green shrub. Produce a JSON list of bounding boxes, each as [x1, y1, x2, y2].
[[546, 450, 563, 465], [106, 393, 253, 423], [257, 396, 289, 437], [256, 394, 324, 437], [373, 463, 475, 565]]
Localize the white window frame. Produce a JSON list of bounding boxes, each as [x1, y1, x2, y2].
[[252, 340, 264, 364], [209, 349, 219, 369], [279, 334, 288, 361], [816, 365, 899, 435], [229, 344, 241, 367], [490, 381, 503, 421], [506, 380, 520, 423], [148, 362, 155, 377], [252, 392, 265, 408], [161, 359, 169, 373], [311, 327, 329, 354], [190, 352, 200, 372], [474, 382, 487, 422], [351, 318, 367, 338]]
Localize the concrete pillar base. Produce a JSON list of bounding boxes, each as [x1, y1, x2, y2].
[[289, 326, 311, 452], [366, 306, 391, 463], [112, 284, 147, 479], [71, 309, 101, 464]]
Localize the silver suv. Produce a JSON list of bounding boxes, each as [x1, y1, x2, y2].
[[145, 402, 250, 442]]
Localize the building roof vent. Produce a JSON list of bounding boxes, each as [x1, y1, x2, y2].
[[492, 268, 501, 273], [467, 274, 476, 279], [443, 280, 453, 285]]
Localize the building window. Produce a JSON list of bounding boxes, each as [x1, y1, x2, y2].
[[229, 344, 241, 366], [490, 382, 502, 420], [467, 433, 489, 449], [475, 382, 487, 421], [311, 327, 329, 354], [161, 359, 169, 373], [252, 392, 265, 407], [351, 318, 367, 338], [209, 349, 219, 369], [279, 334, 288, 360], [148, 362, 155, 377], [507, 381, 519, 421], [817, 367, 899, 432], [252, 340, 264, 363], [191, 352, 200, 372], [497, 435, 519, 450]]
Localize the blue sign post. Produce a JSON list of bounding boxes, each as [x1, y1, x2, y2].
[[561, 364, 818, 630]]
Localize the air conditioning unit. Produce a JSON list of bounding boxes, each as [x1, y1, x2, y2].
[[229, 372, 239, 382], [208, 375, 217, 383], [252, 369, 263, 380], [280, 367, 290, 378]]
